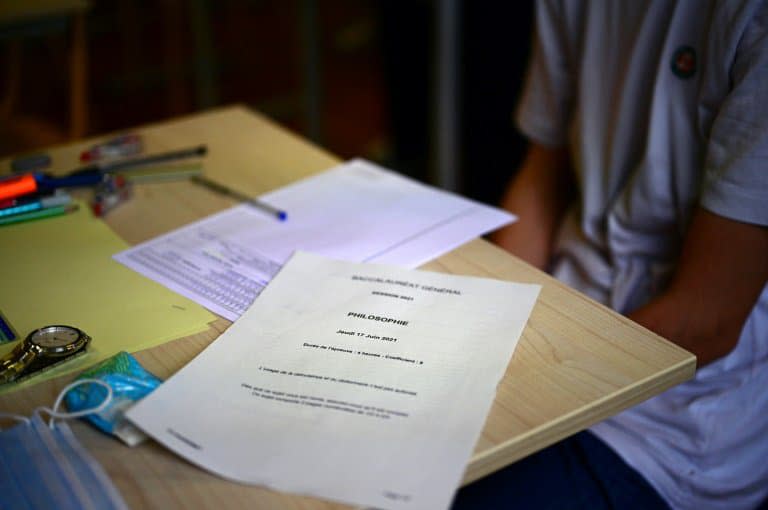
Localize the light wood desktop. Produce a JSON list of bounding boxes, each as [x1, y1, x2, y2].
[[0, 105, 696, 509]]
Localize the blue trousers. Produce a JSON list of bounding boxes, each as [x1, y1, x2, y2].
[[451, 431, 670, 510]]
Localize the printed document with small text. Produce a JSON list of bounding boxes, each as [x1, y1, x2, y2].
[[127, 251, 540, 509]]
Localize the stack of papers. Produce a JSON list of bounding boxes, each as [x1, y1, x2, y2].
[[114, 159, 515, 320], [127, 252, 540, 509]]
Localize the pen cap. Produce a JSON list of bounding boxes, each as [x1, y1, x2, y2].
[[0, 174, 37, 201]]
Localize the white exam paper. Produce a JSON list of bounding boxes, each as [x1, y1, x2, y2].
[[113, 159, 515, 320], [126, 251, 540, 510]]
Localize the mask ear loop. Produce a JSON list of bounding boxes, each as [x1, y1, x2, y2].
[[35, 378, 113, 428], [0, 413, 30, 430]]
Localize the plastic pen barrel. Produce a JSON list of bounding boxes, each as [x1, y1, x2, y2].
[[0, 204, 78, 227]]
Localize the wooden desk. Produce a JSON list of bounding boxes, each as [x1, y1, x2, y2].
[[0, 105, 696, 509]]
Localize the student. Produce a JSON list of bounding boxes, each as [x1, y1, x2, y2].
[[454, 1, 768, 508]]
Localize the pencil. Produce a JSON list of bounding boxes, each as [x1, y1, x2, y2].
[[0, 204, 79, 227], [44, 146, 208, 191], [100, 145, 208, 173], [191, 176, 287, 221]]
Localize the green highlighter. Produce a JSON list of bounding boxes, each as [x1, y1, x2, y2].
[[0, 204, 78, 227]]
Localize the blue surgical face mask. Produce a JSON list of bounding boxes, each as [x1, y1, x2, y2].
[[0, 380, 128, 510]]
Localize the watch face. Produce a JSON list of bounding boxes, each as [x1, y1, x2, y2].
[[28, 326, 83, 354]]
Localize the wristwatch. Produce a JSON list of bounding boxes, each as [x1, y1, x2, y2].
[[0, 325, 90, 384]]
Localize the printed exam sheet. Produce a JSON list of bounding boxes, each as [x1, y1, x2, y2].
[[113, 158, 515, 320], [127, 252, 540, 510]]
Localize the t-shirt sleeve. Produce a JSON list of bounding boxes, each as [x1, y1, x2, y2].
[[700, 3, 768, 226], [514, 0, 575, 147]]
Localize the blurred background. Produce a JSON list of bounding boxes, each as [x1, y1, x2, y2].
[[0, 0, 532, 206]]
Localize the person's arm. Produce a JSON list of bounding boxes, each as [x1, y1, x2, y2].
[[629, 208, 768, 366], [491, 142, 575, 270]]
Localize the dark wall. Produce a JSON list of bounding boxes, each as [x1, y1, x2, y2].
[[379, 0, 533, 204], [460, 1, 533, 205], [0, 0, 534, 206]]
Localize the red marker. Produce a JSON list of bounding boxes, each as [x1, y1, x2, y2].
[[0, 174, 37, 201]]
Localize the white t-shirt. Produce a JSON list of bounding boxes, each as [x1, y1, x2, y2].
[[516, 1, 768, 509]]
